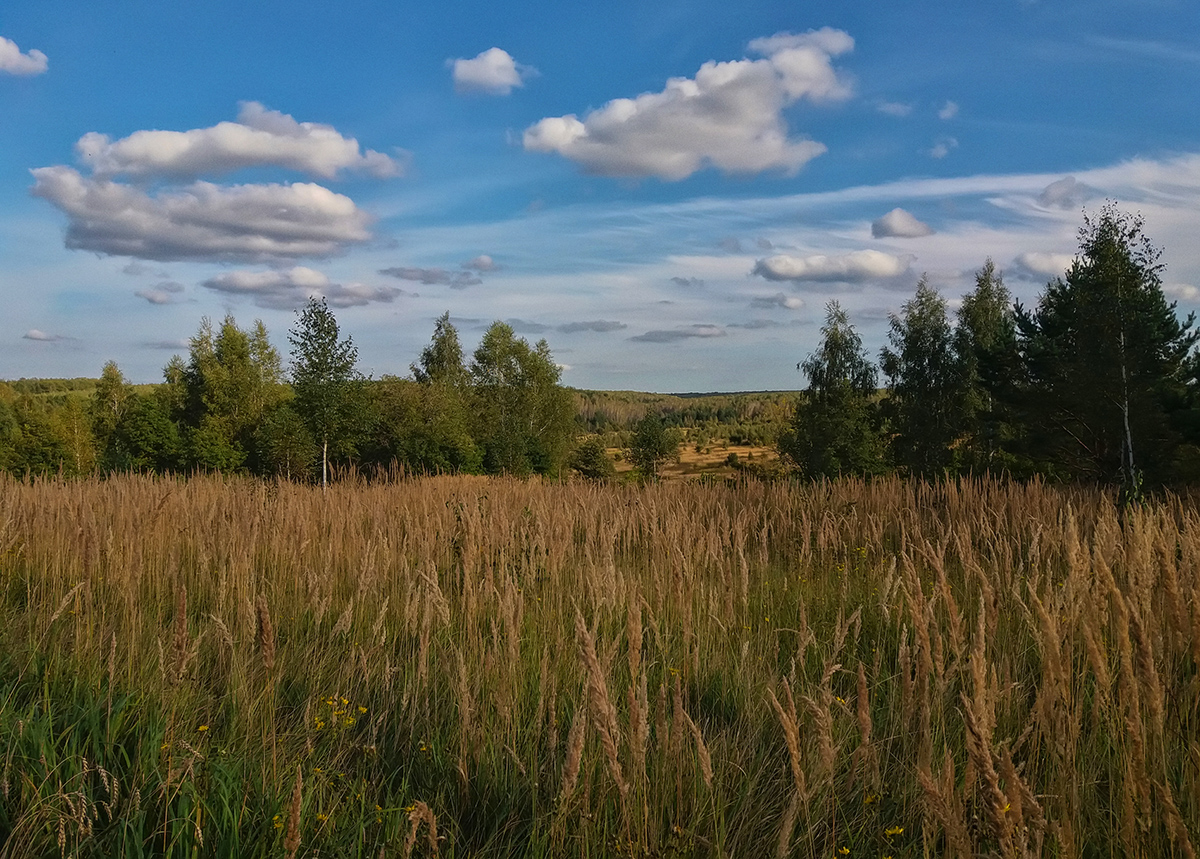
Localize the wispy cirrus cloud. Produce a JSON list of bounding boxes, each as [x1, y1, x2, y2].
[[557, 320, 627, 333], [524, 28, 853, 180], [379, 266, 481, 289], [23, 329, 66, 341]]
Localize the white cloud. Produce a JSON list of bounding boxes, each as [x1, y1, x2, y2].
[[1015, 252, 1076, 278], [877, 101, 913, 117], [201, 267, 405, 309], [1165, 283, 1199, 302], [871, 207, 934, 238], [1038, 175, 1095, 209], [928, 137, 959, 159], [523, 28, 853, 180], [23, 329, 63, 341], [31, 166, 373, 263], [75, 102, 399, 180], [751, 292, 805, 309], [463, 254, 496, 271], [753, 250, 909, 283], [135, 281, 187, 304], [938, 100, 959, 120], [0, 36, 47, 75], [629, 324, 726, 342], [450, 48, 535, 95]]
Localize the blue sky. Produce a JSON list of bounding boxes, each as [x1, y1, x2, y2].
[[3, 0, 1200, 391]]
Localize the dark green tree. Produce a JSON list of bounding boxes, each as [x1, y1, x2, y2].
[[780, 302, 885, 478], [110, 393, 183, 473], [955, 259, 1019, 472], [1013, 205, 1200, 488], [288, 298, 365, 487], [254, 402, 317, 480], [569, 436, 617, 481], [880, 277, 966, 477], [169, 316, 287, 472], [627, 413, 680, 480]]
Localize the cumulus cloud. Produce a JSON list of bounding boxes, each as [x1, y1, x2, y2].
[[0, 36, 47, 75], [1038, 175, 1095, 209], [751, 292, 805, 309], [928, 137, 958, 159], [450, 48, 535, 95], [877, 101, 913, 117], [557, 320, 627, 333], [462, 254, 496, 271], [629, 324, 726, 342], [1015, 252, 1077, 278], [938, 100, 959, 120], [379, 266, 481, 289], [871, 207, 934, 238], [523, 28, 853, 180], [753, 250, 909, 283], [32, 167, 373, 263], [201, 266, 405, 309], [75, 102, 399, 180], [23, 329, 64, 341], [135, 281, 187, 304]]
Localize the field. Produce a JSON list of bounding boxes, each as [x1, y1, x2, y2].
[[1, 473, 1199, 858]]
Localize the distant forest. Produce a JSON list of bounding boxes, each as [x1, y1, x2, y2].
[[3, 206, 1198, 493]]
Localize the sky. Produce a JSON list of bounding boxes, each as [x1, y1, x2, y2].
[[2, 0, 1200, 392]]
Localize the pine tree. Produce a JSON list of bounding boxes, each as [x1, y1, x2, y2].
[[880, 277, 965, 477], [780, 302, 885, 478], [1014, 205, 1199, 487], [288, 298, 365, 487]]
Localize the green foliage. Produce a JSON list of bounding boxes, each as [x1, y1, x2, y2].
[[255, 402, 317, 480], [469, 322, 574, 476], [780, 302, 886, 479], [288, 298, 367, 485], [955, 259, 1020, 473], [1011, 205, 1200, 486], [170, 316, 289, 474], [568, 436, 616, 481], [627, 412, 680, 479], [880, 277, 966, 477]]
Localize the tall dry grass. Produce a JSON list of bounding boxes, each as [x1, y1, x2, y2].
[[0, 471, 1198, 857]]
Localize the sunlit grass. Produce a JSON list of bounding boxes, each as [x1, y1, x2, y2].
[[1, 472, 1197, 857]]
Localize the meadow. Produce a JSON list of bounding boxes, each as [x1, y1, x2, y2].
[[1, 473, 1198, 858]]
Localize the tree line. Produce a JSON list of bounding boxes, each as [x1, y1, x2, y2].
[[3, 205, 1198, 490], [0, 306, 575, 481], [781, 205, 1200, 494]]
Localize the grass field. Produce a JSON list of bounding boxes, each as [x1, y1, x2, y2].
[[1, 473, 1198, 857]]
